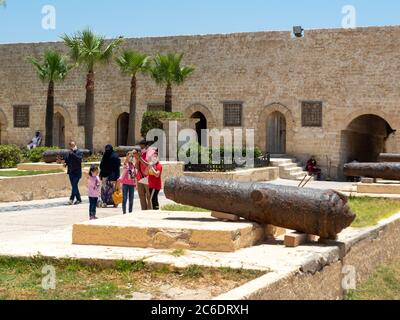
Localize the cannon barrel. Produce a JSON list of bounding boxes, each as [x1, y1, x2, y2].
[[43, 149, 91, 163], [344, 162, 400, 180], [164, 176, 356, 239], [378, 153, 400, 163], [114, 146, 141, 158]]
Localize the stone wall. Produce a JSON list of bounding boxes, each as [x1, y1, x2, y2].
[[0, 173, 88, 202], [1, 26, 400, 179], [0, 161, 184, 202], [217, 214, 400, 300]]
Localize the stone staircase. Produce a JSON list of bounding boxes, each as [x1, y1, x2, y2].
[[270, 156, 313, 181]]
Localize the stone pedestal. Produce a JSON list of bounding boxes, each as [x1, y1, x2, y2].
[[72, 211, 264, 252]]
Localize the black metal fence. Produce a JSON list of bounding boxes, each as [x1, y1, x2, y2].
[[184, 154, 271, 172]]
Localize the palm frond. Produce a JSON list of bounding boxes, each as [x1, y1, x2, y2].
[[150, 52, 195, 86], [115, 49, 150, 76], [27, 49, 71, 82], [62, 29, 122, 71]]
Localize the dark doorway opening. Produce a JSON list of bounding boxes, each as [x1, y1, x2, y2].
[[53, 112, 65, 148], [341, 114, 395, 164], [117, 112, 129, 146], [191, 112, 207, 146]]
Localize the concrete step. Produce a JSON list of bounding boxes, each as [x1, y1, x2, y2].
[[270, 156, 309, 181], [284, 167, 303, 175]]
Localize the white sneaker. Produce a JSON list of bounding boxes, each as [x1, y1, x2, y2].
[[67, 200, 74, 205]]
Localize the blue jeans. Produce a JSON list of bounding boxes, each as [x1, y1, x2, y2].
[[122, 185, 135, 214], [69, 173, 82, 202], [89, 197, 98, 217]]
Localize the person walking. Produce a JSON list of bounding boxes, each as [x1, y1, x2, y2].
[[87, 165, 101, 220], [147, 150, 163, 211], [100, 145, 121, 207], [136, 140, 153, 210], [63, 141, 83, 205], [118, 151, 137, 214]]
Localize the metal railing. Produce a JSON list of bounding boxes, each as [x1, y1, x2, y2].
[[184, 154, 271, 172]]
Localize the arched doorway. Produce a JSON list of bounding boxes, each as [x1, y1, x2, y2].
[[53, 112, 65, 148], [117, 112, 129, 146], [191, 111, 207, 146], [341, 114, 395, 163], [267, 111, 287, 154]]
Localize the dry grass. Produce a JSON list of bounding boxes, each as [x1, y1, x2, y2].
[[346, 259, 400, 300], [348, 197, 400, 228], [0, 256, 265, 300]]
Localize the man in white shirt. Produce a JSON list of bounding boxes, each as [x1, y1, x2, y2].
[[27, 131, 42, 150]]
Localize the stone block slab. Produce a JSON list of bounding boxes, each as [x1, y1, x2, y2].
[[72, 211, 264, 252], [211, 211, 240, 222], [357, 183, 400, 195]]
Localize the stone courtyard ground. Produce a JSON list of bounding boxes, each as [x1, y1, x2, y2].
[[0, 179, 400, 300]]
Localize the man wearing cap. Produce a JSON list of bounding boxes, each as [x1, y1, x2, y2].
[[136, 140, 154, 210]]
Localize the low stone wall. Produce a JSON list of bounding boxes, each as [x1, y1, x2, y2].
[[17, 163, 65, 171], [216, 214, 400, 300], [0, 173, 88, 202], [0, 161, 184, 203], [184, 167, 279, 182]]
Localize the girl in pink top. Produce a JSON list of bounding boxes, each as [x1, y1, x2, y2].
[[87, 165, 101, 220], [118, 151, 137, 214]]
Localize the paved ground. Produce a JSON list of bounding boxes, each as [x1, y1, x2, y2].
[[0, 178, 397, 273]]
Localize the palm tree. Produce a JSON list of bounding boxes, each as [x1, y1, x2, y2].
[[115, 50, 150, 145], [62, 29, 123, 151], [150, 53, 195, 113], [28, 50, 70, 147]]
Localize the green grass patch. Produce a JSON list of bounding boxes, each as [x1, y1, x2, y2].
[[169, 249, 186, 257], [0, 169, 63, 177], [161, 204, 209, 212], [0, 256, 265, 300], [348, 197, 400, 228], [345, 259, 400, 300], [182, 265, 204, 278]]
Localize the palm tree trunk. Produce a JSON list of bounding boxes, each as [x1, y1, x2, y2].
[[85, 70, 95, 152], [165, 84, 172, 113], [127, 75, 137, 146], [45, 80, 55, 147]]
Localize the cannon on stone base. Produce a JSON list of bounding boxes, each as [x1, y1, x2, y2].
[[164, 176, 356, 240], [43, 149, 91, 163], [344, 162, 400, 180], [378, 153, 400, 163]]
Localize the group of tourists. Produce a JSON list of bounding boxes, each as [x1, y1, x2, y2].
[[59, 140, 163, 220]]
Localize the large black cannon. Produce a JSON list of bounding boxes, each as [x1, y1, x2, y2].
[[43, 149, 91, 163], [164, 176, 356, 240], [344, 162, 400, 180], [114, 146, 141, 158]]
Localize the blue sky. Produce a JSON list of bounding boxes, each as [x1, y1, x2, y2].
[[0, 0, 399, 44]]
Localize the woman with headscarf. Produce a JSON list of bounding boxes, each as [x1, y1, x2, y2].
[[100, 145, 121, 207]]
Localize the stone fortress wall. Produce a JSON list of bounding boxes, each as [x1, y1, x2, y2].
[[1, 26, 400, 178]]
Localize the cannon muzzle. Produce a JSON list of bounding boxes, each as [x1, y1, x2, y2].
[[164, 176, 356, 240]]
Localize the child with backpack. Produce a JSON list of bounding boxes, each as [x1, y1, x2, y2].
[[87, 165, 101, 220]]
